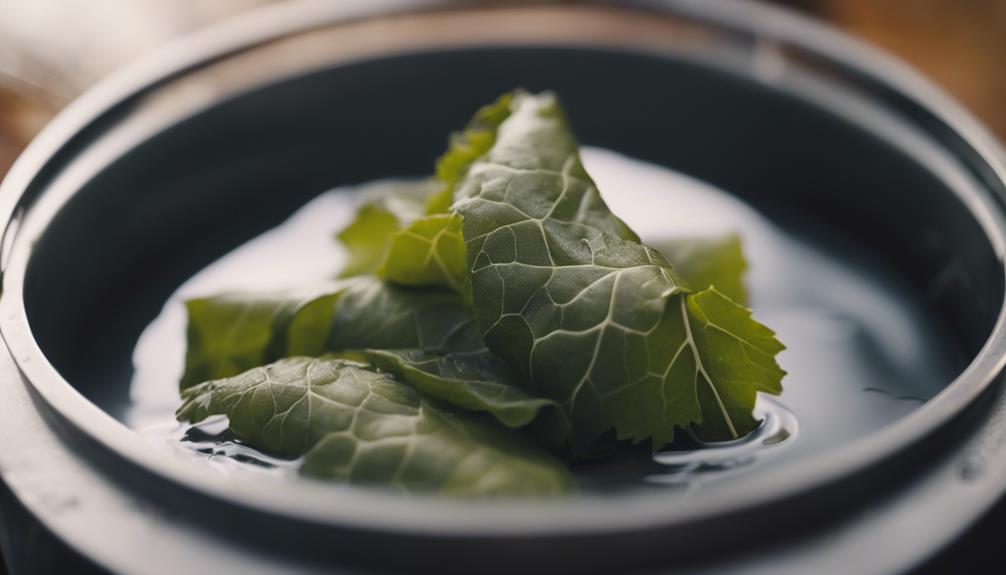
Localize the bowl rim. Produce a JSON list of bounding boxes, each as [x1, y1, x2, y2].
[[1, 0, 1006, 543]]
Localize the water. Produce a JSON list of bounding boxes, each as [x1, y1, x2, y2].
[[127, 148, 958, 493]]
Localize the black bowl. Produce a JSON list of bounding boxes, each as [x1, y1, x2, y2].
[[1, 1, 1005, 573]]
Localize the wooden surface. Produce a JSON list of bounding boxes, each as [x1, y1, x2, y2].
[[784, 0, 1006, 140]]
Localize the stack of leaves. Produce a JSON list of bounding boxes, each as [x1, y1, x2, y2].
[[176, 90, 786, 496]]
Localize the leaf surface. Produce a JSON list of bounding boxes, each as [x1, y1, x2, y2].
[[182, 278, 480, 389], [178, 357, 571, 495], [182, 288, 331, 390], [363, 348, 568, 444], [657, 234, 748, 305], [447, 91, 784, 446], [378, 213, 467, 293], [336, 182, 429, 278]]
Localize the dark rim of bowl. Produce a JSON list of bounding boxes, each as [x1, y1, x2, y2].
[[0, 0, 1005, 538]]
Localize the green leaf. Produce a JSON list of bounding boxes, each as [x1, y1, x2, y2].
[[177, 357, 571, 495], [336, 205, 400, 278], [378, 213, 468, 293], [182, 277, 481, 389], [362, 348, 569, 445], [448, 91, 784, 447], [333, 183, 468, 293], [335, 95, 513, 293], [658, 234, 748, 305], [182, 89, 784, 482], [324, 278, 481, 352], [336, 182, 429, 278], [685, 288, 785, 440], [182, 288, 332, 390], [425, 92, 516, 215]]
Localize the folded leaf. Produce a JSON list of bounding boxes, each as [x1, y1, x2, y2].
[[182, 88, 785, 486], [657, 234, 748, 305], [336, 204, 400, 278], [378, 213, 467, 293], [425, 92, 516, 215], [182, 277, 481, 389], [684, 288, 785, 439], [447, 91, 785, 447], [363, 348, 569, 445], [182, 288, 333, 390], [336, 182, 429, 278], [177, 357, 571, 495], [324, 278, 481, 353]]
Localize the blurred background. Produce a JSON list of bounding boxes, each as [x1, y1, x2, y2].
[[1, 0, 1006, 182], [2, 0, 1006, 184]]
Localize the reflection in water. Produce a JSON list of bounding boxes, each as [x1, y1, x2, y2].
[[128, 148, 959, 495], [140, 415, 298, 477], [645, 397, 798, 491]]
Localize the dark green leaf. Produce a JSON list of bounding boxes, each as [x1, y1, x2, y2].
[[177, 357, 571, 495], [448, 91, 784, 447], [363, 348, 569, 445]]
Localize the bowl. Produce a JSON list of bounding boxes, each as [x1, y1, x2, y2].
[[1, 1, 1005, 573]]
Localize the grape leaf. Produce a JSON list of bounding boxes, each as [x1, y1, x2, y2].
[[447, 91, 785, 447], [324, 278, 480, 353], [177, 357, 571, 495], [656, 234, 748, 305], [334, 180, 470, 291], [183, 281, 567, 442], [336, 182, 429, 278], [183, 89, 783, 477], [378, 213, 468, 293], [182, 287, 333, 390], [362, 348, 568, 445], [335, 103, 743, 304], [182, 277, 481, 389], [424, 92, 516, 215], [336, 205, 400, 278]]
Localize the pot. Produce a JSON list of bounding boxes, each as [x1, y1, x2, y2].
[[1, 1, 1005, 573]]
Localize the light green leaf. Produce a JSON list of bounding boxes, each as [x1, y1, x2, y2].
[[685, 288, 785, 440], [378, 213, 468, 293], [363, 348, 568, 445], [177, 357, 571, 495], [182, 277, 481, 389], [448, 91, 784, 447], [336, 95, 513, 293], [333, 183, 468, 293], [425, 92, 516, 215], [182, 288, 332, 390], [336, 204, 400, 278], [657, 234, 748, 305], [336, 182, 429, 278]]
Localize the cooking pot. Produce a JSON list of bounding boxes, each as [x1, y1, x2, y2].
[[1, 1, 1005, 573]]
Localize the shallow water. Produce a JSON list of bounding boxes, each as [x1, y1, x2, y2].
[[128, 148, 958, 494]]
